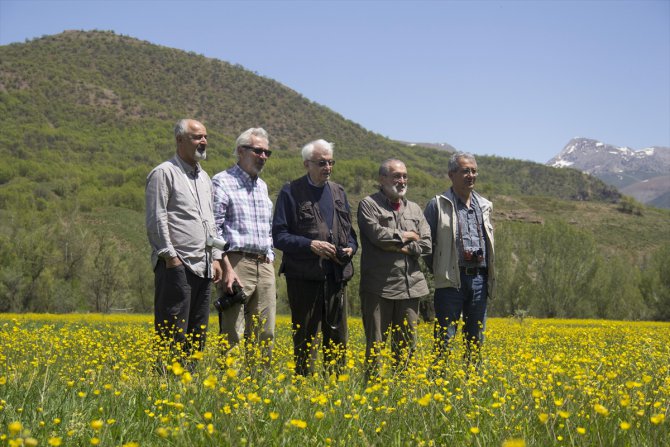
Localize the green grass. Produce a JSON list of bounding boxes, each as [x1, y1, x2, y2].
[[1, 314, 668, 446]]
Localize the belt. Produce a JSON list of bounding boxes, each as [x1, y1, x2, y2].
[[460, 266, 488, 276], [229, 251, 268, 263]]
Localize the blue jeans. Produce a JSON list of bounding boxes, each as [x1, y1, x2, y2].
[[434, 272, 488, 354]]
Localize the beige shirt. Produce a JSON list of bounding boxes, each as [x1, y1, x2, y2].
[[145, 155, 220, 278], [357, 191, 431, 300]]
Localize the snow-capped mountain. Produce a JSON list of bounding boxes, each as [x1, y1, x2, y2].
[[548, 138, 670, 208]]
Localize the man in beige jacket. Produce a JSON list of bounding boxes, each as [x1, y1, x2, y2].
[[424, 152, 495, 364]]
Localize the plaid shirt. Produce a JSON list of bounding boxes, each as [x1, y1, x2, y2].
[[212, 164, 274, 261]]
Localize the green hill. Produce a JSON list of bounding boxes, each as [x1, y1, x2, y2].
[[1, 30, 668, 319]]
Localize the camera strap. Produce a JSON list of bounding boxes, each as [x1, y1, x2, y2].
[[455, 195, 484, 261]]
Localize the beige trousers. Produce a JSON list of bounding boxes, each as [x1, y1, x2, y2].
[[218, 252, 276, 362]]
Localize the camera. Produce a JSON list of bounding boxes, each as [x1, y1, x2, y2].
[[463, 248, 484, 263], [206, 236, 230, 252], [214, 281, 246, 312], [335, 246, 351, 264]]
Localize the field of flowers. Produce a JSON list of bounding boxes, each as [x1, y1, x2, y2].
[[1, 313, 668, 446]]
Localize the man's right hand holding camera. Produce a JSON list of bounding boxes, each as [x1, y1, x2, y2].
[[219, 255, 244, 294]]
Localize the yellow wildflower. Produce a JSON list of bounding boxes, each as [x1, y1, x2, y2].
[[650, 414, 665, 425], [290, 419, 307, 429], [594, 404, 609, 416], [171, 362, 184, 376], [8, 421, 22, 435], [502, 439, 526, 447]]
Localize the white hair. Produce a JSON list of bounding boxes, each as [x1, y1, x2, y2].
[[234, 127, 269, 158], [301, 139, 334, 161]]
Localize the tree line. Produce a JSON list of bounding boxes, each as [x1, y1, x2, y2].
[[1, 204, 668, 321]]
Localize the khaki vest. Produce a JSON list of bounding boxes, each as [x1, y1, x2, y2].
[[431, 190, 496, 299]]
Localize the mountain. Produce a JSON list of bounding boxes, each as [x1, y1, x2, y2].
[[0, 30, 621, 210], [548, 138, 670, 208]]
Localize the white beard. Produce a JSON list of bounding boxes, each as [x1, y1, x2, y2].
[[383, 184, 408, 200], [195, 149, 207, 161]]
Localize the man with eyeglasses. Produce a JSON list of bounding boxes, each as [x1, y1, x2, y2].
[[146, 119, 223, 370], [424, 152, 496, 368], [357, 159, 432, 379], [272, 139, 358, 376], [212, 128, 276, 365]]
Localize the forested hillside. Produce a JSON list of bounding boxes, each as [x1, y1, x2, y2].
[[1, 30, 668, 319]]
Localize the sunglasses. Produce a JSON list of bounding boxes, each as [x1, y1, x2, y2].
[[242, 145, 272, 157], [308, 159, 336, 167]]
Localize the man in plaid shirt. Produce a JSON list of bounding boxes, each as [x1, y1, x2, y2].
[[212, 128, 276, 364]]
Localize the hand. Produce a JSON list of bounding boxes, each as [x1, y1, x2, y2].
[[166, 256, 182, 268], [402, 231, 420, 243], [310, 240, 336, 259], [219, 256, 243, 294], [212, 260, 223, 284], [332, 246, 354, 265]]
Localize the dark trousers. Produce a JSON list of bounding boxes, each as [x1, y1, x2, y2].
[[154, 260, 211, 358], [286, 277, 348, 376]]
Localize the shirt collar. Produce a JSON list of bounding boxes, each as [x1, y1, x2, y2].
[[175, 154, 200, 176], [306, 174, 327, 188], [451, 187, 479, 209], [232, 163, 257, 185], [379, 190, 406, 210]]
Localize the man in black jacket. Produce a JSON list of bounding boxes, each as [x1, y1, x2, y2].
[[272, 139, 358, 376]]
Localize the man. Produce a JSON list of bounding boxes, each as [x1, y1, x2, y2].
[[272, 139, 357, 376], [146, 118, 222, 364], [424, 152, 496, 364], [358, 159, 431, 378], [212, 128, 276, 364]]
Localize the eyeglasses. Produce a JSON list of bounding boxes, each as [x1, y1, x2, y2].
[[189, 134, 207, 141], [242, 145, 272, 157], [460, 168, 478, 176], [308, 159, 336, 167], [384, 173, 408, 180]]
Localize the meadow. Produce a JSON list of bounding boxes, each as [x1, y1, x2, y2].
[[1, 314, 668, 447]]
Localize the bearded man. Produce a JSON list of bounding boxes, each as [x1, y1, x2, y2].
[[357, 158, 432, 379]]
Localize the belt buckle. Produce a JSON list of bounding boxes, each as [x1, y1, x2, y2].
[[250, 252, 265, 263]]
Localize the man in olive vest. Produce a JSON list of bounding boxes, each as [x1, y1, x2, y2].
[[358, 159, 432, 379]]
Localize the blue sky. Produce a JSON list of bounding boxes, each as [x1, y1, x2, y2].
[[1, 0, 668, 163]]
